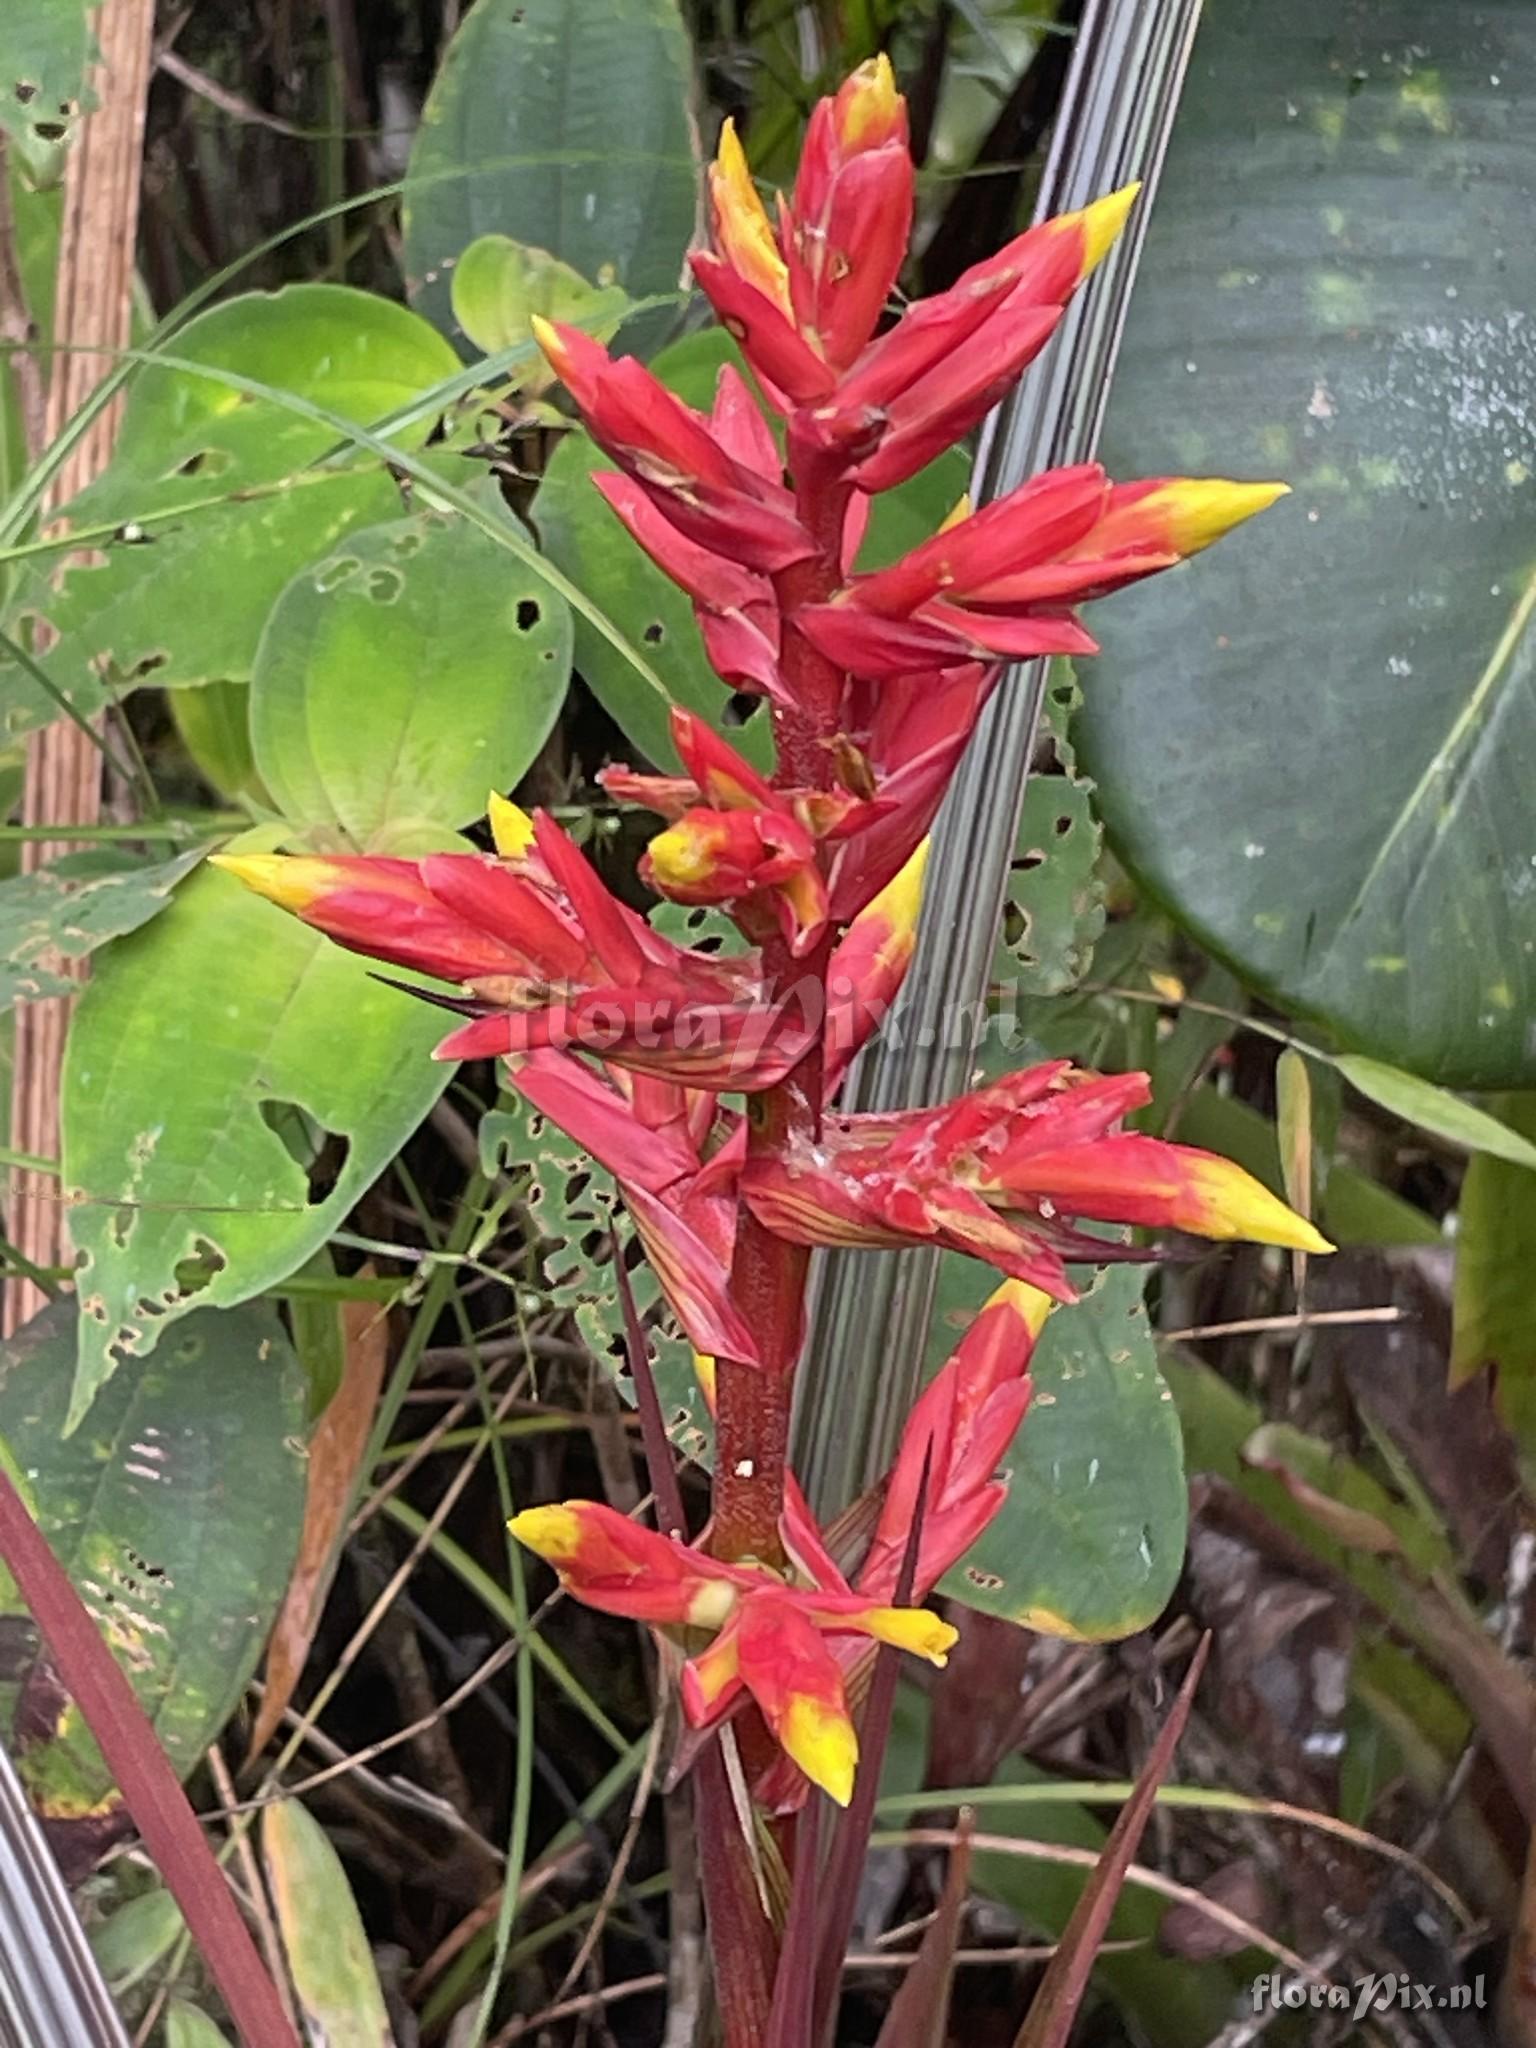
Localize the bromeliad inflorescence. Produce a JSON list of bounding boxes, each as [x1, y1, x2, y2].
[[215, 48, 1325, 1997]]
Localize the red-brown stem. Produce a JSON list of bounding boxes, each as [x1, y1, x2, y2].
[[710, 498, 847, 1566]]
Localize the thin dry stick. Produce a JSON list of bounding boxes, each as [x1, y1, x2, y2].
[[489, 1973, 669, 2046], [553, 1714, 666, 2001], [879, 1829, 1334, 1987], [344, 1353, 522, 1538], [1165, 1307, 1406, 1343], [206, 1745, 300, 2038], [7, 0, 157, 1334]]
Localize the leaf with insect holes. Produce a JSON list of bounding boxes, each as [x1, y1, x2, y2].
[[929, 1266, 1185, 1640], [1, 3, 98, 151], [0, 846, 205, 1010], [481, 1090, 713, 1465], [250, 500, 570, 847], [402, 0, 699, 346], [3, 286, 458, 744], [0, 1296, 305, 1824], [61, 841, 449, 1428], [995, 665, 1104, 1002]]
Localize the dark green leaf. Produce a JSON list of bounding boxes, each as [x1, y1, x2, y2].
[[250, 503, 570, 846], [1079, 0, 1536, 1084], [169, 681, 270, 809], [1336, 1053, 1536, 1171], [61, 848, 448, 1425], [402, 0, 700, 346], [933, 1267, 1186, 1640], [0, 847, 204, 1009], [1451, 1093, 1536, 1466], [0, 1296, 305, 1813]]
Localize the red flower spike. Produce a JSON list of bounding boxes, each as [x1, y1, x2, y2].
[[741, 1062, 1332, 1301], [508, 1498, 956, 1805], [798, 469, 1288, 675], [533, 318, 813, 573], [643, 806, 830, 956]]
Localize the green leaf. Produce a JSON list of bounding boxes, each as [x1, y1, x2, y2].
[[1275, 1046, 1313, 1224], [0, 163, 61, 516], [402, 0, 700, 347], [1335, 1053, 1536, 1171], [932, 1267, 1186, 1640], [1077, 0, 1536, 1086], [0, 1297, 305, 1814], [534, 326, 966, 766], [1, 4, 97, 150], [61, 849, 449, 1426], [264, 1797, 392, 2048], [994, 669, 1105, 1001], [1451, 1093, 1536, 1463], [250, 503, 570, 847], [165, 2003, 232, 2048], [451, 234, 631, 366], [0, 846, 204, 1009], [482, 1092, 712, 1464], [5, 286, 459, 741], [89, 1886, 186, 1990], [169, 681, 270, 809]]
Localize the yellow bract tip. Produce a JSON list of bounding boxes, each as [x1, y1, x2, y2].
[[507, 1504, 586, 1562], [647, 821, 718, 889], [987, 1277, 1055, 1341], [530, 314, 568, 375], [691, 1350, 717, 1414], [1068, 181, 1142, 277], [710, 117, 790, 313], [837, 53, 902, 150], [939, 494, 972, 535], [782, 1694, 858, 1807], [1186, 1157, 1334, 1255], [860, 1607, 959, 1667], [487, 791, 535, 859], [1155, 477, 1290, 554], [208, 853, 324, 915]]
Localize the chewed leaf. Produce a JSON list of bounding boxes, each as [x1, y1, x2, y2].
[[61, 847, 448, 1427], [0, 846, 204, 1011], [0, 1296, 305, 1827]]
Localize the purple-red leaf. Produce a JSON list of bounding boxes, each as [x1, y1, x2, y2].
[[873, 1809, 974, 2048], [1012, 1634, 1211, 2048]]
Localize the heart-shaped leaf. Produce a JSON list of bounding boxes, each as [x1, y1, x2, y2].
[[250, 502, 570, 846]]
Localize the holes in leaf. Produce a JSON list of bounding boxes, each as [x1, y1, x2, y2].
[[390, 530, 425, 559], [516, 598, 541, 632], [1054, 813, 1074, 837], [169, 1237, 227, 1303], [14, 81, 38, 104], [258, 1100, 349, 1203], [365, 565, 404, 605], [313, 554, 360, 595], [1014, 848, 1047, 872], [170, 447, 232, 481], [642, 621, 664, 646], [722, 692, 763, 727]]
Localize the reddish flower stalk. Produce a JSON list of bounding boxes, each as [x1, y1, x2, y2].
[[215, 52, 1327, 1999]]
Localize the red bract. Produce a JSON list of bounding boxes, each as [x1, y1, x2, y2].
[[742, 1061, 1331, 1301], [216, 53, 1321, 2000]]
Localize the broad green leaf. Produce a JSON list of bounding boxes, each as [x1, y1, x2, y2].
[[2, 4, 97, 150], [263, 1798, 392, 2048], [170, 681, 270, 809], [0, 163, 60, 515], [451, 234, 631, 367], [250, 503, 570, 847], [0, 846, 204, 1008], [165, 2004, 232, 2048], [931, 1267, 1186, 1640], [481, 1091, 711, 1464], [534, 327, 965, 767], [1275, 1047, 1313, 1227], [1451, 1094, 1536, 1464], [5, 287, 459, 741], [89, 1886, 185, 1991], [61, 850, 448, 1425], [0, 1297, 305, 1814], [1335, 1053, 1536, 1172], [402, 0, 699, 346], [1078, 0, 1536, 1086]]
